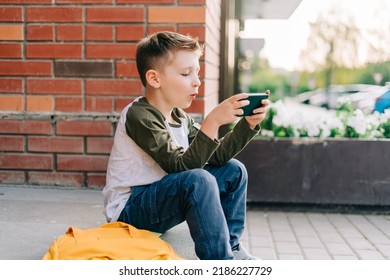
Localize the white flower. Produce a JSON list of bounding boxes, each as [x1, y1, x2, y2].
[[272, 114, 286, 127], [320, 126, 331, 138], [347, 116, 367, 135], [306, 122, 321, 137], [265, 99, 389, 139], [384, 109, 390, 119], [325, 117, 344, 131], [271, 101, 290, 127]]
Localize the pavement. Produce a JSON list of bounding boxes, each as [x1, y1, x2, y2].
[[0, 185, 389, 260]]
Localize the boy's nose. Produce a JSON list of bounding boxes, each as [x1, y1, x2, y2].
[[193, 76, 201, 87]]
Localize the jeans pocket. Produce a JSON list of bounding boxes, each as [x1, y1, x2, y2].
[[145, 181, 183, 225], [130, 174, 187, 228], [144, 183, 160, 224], [127, 185, 160, 226]]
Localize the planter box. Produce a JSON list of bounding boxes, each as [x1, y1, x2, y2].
[[236, 138, 390, 206]]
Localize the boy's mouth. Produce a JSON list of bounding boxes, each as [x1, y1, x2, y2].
[[190, 93, 198, 98]]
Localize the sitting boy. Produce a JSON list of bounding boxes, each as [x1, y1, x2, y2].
[[103, 31, 270, 260]]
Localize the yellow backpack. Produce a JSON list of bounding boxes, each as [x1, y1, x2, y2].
[[42, 222, 183, 260]]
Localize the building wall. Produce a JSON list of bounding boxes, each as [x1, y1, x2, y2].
[[0, 0, 221, 188]]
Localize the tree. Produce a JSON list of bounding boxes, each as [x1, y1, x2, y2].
[[357, 61, 390, 85], [364, 0, 390, 63], [299, 5, 362, 98]]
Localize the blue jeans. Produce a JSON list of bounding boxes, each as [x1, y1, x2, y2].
[[118, 159, 248, 260]]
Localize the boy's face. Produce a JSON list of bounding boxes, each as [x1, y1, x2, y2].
[[157, 50, 201, 110]]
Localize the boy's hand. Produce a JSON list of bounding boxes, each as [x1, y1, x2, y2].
[[201, 93, 250, 139], [209, 93, 250, 125], [201, 91, 270, 139], [245, 90, 271, 129]]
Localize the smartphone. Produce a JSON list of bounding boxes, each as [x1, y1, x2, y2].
[[240, 93, 269, 116]]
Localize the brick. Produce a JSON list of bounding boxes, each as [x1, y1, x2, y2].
[[0, 0, 51, 3], [185, 98, 204, 114], [27, 79, 82, 95], [86, 25, 114, 41], [179, 0, 205, 4], [0, 153, 53, 170], [55, 97, 83, 112], [26, 96, 53, 112], [0, 78, 23, 93], [116, 61, 138, 78], [199, 77, 211, 95], [87, 7, 144, 23], [0, 171, 25, 184], [57, 120, 113, 136], [56, 0, 111, 3], [0, 119, 52, 135], [86, 173, 106, 188], [86, 80, 142, 96], [0, 43, 22, 58], [28, 136, 84, 153], [0, 136, 25, 151], [26, 43, 82, 59], [0, 7, 22, 22], [117, 0, 173, 3], [115, 98, 134, 112], [86, 44, 136, 59], [178, 25, 206, 41], [26, 7, 83, 23], [0, 25, 23, 40], [27, 25, 54, 41], [0, 61, 52, 76], [56, 25, 83, 41], [57, 154, 109, 171], [86, 97, 113, 112], [0, 96, 23, 111], [147, 25, 176, 35], [148, 7, 206, 23], [28, 171, 83, 187], [55, 61, 113, 78], [199, 61, 205, 77], [116, 25, 145, 41], [86, 137, 113, 154]]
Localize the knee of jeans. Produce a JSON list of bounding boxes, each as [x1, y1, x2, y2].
[[229, 159, 248, 181], [182, 169, 219, 197]]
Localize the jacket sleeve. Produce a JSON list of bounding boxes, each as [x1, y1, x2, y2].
[[207, 118, 260, 165], [126, 104, 220, 173]]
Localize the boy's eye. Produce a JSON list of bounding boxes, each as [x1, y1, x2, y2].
[[181, 73, 190, 77]]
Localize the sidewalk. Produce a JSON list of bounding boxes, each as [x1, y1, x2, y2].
[[0, 186, 389, 260]]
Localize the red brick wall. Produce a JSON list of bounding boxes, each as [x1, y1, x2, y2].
[[0, 0, 221, 188]]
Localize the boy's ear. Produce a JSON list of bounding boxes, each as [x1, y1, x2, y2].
[[145, 69, 160, 89]]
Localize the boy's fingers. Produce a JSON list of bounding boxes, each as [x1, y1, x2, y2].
[[235, 109, 244, 116], [232, 93, 249, 102], [253, 107, 266, 114], [236, 99, 249, 108], [262, 99, 270, 106]]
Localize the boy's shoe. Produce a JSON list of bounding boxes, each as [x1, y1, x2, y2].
[[232, 244, 259, 260]]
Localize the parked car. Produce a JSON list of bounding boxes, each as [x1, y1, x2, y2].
[[294, 88, 322, 104], [337, 85, 385, 113], [374, 88, 390, 113], [295, 84, 373, 109]]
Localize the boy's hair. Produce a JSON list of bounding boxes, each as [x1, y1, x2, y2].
[[136, 31, 203, 87]]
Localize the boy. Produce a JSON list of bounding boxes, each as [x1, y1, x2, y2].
[[103, 31, 270, 260]]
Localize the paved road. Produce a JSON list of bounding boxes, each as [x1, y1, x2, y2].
[[0, 186, 389, 260]]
